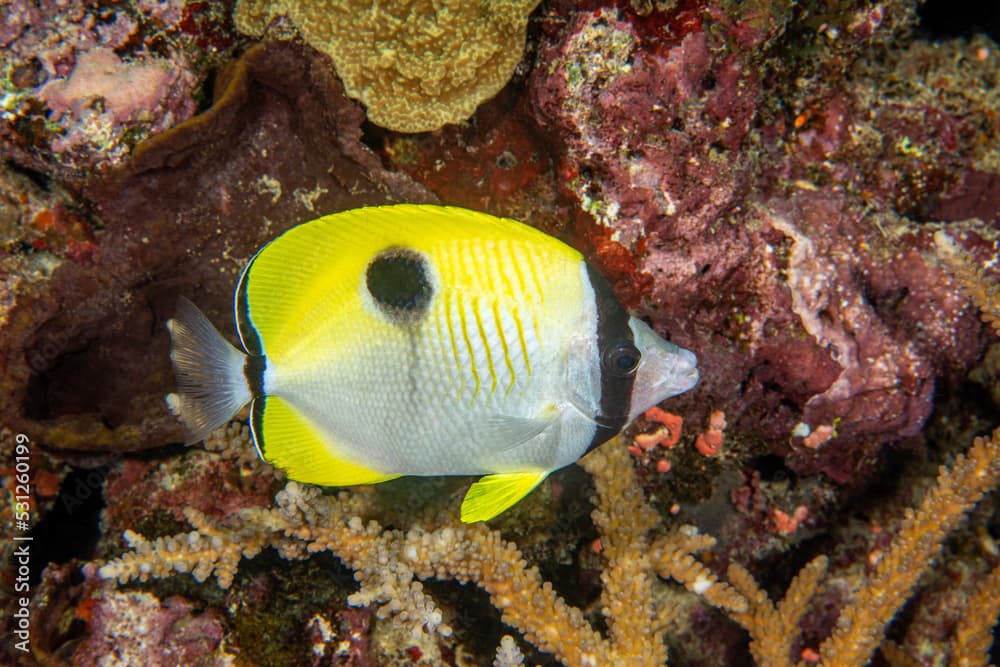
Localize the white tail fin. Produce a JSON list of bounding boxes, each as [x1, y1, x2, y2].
[[166, 297, 252, 444]]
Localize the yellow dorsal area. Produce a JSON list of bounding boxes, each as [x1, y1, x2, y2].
[[460, 470, 550, 523], [239, 204, 582, 362], [253, 396, 399, 486]]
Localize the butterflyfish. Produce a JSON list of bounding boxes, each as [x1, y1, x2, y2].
[[166, 204, 698, 522]]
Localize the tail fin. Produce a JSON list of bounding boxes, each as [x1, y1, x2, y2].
[[166, 297, 252, 444]]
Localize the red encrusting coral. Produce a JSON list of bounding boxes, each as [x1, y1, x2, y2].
[[525, 1, 998, 485], [384, 88, 562, 235]]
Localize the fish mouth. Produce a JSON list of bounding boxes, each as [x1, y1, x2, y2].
[[646, 345, 699, 397], [627, 318, 700, 423]]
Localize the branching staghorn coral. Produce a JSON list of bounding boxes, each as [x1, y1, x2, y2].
[[100, 440, 638, 664], [99, 424, 1000, 666], [493, 634, 526, 667], [577, 442, 666, 664], [935, 231, 1000, 334], [950, 563, 1000, 667], [709, 428, 1000, 667], [816, 428, 1000, 666], [726, 555, 830, 667]]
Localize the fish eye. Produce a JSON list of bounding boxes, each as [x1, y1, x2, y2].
[[602, 340, 640, 377]]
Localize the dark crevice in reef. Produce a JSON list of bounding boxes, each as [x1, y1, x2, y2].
[[917, 0, 1000, 41], [27, 468, 106, 584]]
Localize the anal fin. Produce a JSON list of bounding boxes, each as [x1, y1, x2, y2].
[[460, 470, 549, 523], [252, 396, 399, 487]]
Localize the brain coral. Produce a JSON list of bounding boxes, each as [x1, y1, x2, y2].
[[234, 0, 540, 132]]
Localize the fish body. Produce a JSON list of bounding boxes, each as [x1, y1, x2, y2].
[[167, 205, 698, 521]]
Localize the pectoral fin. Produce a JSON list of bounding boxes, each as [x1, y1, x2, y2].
[[481, 409, 557, 453], [460, 470, 550, 523]]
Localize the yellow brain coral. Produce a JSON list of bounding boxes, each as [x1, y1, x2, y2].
[[234, 0, 540, 133]]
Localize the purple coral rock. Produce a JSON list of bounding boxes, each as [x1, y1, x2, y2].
[[137, 0, 188, 25], [528, 4, 993, 483], [73, 591, 231, 666], [532, 9, 755, 251], [1, 0, 207, 177], [0, 0, 44, 50]]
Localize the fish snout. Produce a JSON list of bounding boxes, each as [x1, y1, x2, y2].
[[628, 318, 700, 422]]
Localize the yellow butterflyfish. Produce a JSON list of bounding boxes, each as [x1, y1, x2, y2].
[[166, 205, 698, 522]]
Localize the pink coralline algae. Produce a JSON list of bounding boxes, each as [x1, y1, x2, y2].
[[37, 48, 197, 170], [0, 0, 216, 178]]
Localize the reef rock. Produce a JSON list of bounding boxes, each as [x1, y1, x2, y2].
[[527, 2, 998, 482]]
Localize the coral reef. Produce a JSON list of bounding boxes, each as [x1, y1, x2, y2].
[[233, 0, 541, 132], [2, 0, 1000, 665], [87, 424, 1000, 666]]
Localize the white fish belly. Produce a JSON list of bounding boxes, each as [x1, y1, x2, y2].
[[271, 286, 589, 475]]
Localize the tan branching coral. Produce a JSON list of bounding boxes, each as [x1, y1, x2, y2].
[[727, 556, 829, 667], [493, 635, 525, 667], [578, 442, 666, 664], [934, 231, 1000, 336], [646, 430, 1000, 667], [652, 527, 747, 618], [233, 0, 540, 132], [98, 421, 1000, 666], [99, 439, 647, 665], [880, 642, 924, 667], [950, 563, 1000, 667], [817, 427, 1000, 666]]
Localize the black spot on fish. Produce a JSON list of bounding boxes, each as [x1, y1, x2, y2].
[[366, 248, 433, 320]]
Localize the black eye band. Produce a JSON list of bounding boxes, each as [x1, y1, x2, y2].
[[585, 262, 637, 452]]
